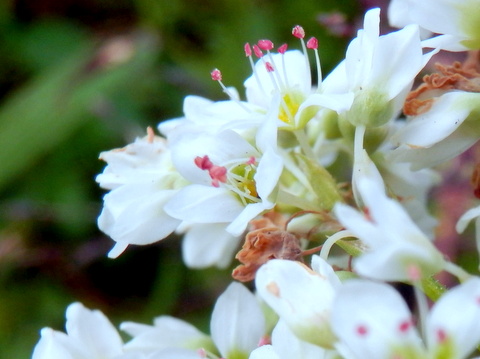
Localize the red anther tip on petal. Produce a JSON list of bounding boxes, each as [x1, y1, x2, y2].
[[253, 44, 263, 58], [292, 25, 305, 39], [265, 62, 274, 72], [257, 39, 274, 51], [278, 43, 288, 54], [244, 43, 252, 57], [211, 68, 222, 81], [306, 37, 318, 49]]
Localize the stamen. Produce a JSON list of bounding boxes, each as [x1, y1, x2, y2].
[[210, 68, 251, 112], [436, 328, 448, 343], [265, 62, 274, 72], [356, 324, 368, 336], [194, 155, 213, 170], [253, 44, 264, 58], [245, 42, 266, 96], [257, 39, 274, 51], [398, 319, 413, 333], [209, 165, 227, 187], [292, 25, 305, 39], [247, 156, 257, 165], [146, 126, 155, 143], [278, 43, 288, 54], [292, 25, 311, 86], [244, 42, 252, 57], [307, 36, 322, 86]]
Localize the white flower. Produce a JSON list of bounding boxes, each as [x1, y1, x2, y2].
[[334, 169, 445, 281], [96, 131, 187, 258], [32, 303, 124, 359], [331, 280, 426, 359], [331, 278, 480, 359], [388, 0, 480, 51], [326, 8, 429, 127], [121, 282, 266, 359], [255, 257, 340, 348], [164, 128, 283, 236]]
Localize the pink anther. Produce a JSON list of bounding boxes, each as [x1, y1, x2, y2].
[[211, 68, 222, 81], [356, 324, 368, 336], [257, 39, 274, 51], [306, 37, 318, 49], [244, 43, 252, 57], [253, 44, 264, 58], [436, 328, 448, 343], [247, 156, 257, 165], [278, 43, 288, 54], [265, 62, 274, 72], [209, 165, 227, 187], [194, 155, 213, 170], [292, 25, 305, 39], [398, 319, 413, 333]]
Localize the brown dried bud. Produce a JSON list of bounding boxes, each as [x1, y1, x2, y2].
[[232, 227, 302, 282]]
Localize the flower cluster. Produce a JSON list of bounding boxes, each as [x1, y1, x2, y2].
[[33, 1, 480, 359]]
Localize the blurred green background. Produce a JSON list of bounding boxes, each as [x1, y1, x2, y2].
[[0, 0, 375, 357]]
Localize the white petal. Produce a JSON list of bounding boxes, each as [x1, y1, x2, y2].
[[32, 328, 81, 359], [65, 303, 123, 358], [249, 345, 280, 359], [182, 223, 241, 269], [255, 259, 337, 348], [121, 316, 211, 354], [211, 282, 265, 357], [427, 277, 480, 358], [165, 185, 243, 223], [331, 280, 424, 359]]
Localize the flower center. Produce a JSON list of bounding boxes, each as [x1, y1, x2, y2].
[[211, 26, 323, 129], [195, 155, 261, 205]]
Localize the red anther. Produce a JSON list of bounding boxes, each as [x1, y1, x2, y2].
[[247, 156, 257, 165], [211, 68, 222, 81], [398, 319, 412, 333], [356, 325, 368, 336], [278, 43, 288, 54], [436, 328, 447, 343], [195, 155, 213, 170], [253, 44, 264, 58], [257, 39, 274, 51], [265, 62, 274, 72], [306, 37, 318, 49], [292, 25, 305, 39], [209, 165, 227, 184], [244, 43, 252, 57]]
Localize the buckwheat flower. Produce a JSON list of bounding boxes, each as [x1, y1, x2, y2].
[[326, 8, 430, 128], [32, 303, 125, 359], [121, 282, 266, 359], [388, 0, 480, 51], [96, 129, 188, 258], [164, 127, 283, 237], [255, 257, 340, 348], [331, 280, 426, 359], [331, 278, 480, 359], [334, 168, 445, 281]]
